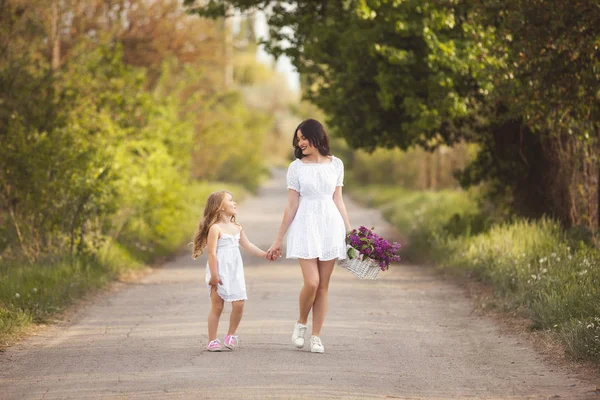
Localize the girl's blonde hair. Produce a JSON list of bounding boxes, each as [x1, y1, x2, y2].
[[192, 191, 236, 259]]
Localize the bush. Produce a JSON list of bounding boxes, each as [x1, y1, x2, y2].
[[349, 185, 487, 261], [560, 318, 600, 363], [354, 184, 600, 364], [0, 38, 255, 343]]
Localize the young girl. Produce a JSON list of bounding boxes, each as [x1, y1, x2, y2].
[[192, 191, 268, 352]]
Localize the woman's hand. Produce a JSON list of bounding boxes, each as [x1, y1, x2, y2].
[[208, 274, 222, 287], [266, 240, 282, 261]]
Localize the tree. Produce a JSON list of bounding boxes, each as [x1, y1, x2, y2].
[[468, 0, 600, 233], [62, 0, 226, 86], [186, 0, 600, 238], [186, 0, 490, 151]]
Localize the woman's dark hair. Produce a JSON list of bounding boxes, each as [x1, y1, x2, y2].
[[293, 119, 331, 159]]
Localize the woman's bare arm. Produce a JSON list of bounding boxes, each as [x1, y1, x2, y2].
[[267, 189, 300, 259], [333, 186, 352, 232], [276, 189, 300, 242]]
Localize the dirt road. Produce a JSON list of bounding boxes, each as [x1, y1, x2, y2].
[[1, 169, 598, 399]]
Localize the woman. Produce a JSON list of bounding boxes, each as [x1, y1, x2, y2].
[[266, 119, 352, 353]]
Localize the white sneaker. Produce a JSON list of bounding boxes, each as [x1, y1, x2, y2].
[[291, 322, 308, 348], [310, 335, 324, 353]]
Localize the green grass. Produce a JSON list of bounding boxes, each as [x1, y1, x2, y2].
[[353, 185, 488, 261], [0, 182, 248, 346], [0, 255, 123, 342], [350, 184, 600, 364]]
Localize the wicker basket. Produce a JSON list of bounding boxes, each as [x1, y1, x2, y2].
[[338, 247, 381, 280]]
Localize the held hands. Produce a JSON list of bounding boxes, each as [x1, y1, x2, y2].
[[266, 240, 282, 262]]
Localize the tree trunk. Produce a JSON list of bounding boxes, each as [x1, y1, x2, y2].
[[418, 151, 427, 190], [430, 150, 438, 191], [222, 6, 233, 88], [540, 132, 599, 239], [51, 0, 60, 70]]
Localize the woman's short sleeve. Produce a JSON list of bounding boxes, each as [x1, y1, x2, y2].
[[336, 157, 344, 187], [287, 160, 300, 192]]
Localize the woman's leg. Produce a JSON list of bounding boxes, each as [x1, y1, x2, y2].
[[228, 300, 245, 335], [208, 287, 224, 341], [298, 258, 320, 324], [311, 258, 336, 336]]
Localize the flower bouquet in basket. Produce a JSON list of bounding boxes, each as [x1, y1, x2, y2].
[[339, 226, 401, 280]]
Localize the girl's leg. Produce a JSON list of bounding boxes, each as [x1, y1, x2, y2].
[[298, 258, 320, 324], [227, 300, 245, 335], [208, 287, 224, 341], [311, 258, 336, 336]]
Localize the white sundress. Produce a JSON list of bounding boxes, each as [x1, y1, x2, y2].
[[286, 155, 347, 261], [205, 231, 247, 302]]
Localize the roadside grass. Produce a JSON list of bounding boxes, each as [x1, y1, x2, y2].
[[0, 255, 121, 342], [0, 182, 247, 346], [354, 185, 488, 261], [349, 184, 600, 364]]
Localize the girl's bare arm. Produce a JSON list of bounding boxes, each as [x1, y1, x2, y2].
[[239, 230, 267, 258], [206, 225, 221, 283], [240, 231, 267, 258]]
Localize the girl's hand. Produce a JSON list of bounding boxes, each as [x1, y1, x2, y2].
[[258, 250, 268, 260], [268, 250, 281, 262], [208, 275, 222, 287], [266, 240, 282, 261]]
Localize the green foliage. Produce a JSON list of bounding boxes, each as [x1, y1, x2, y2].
[[1, 38, 257, 260], [187, 0, 600, 237], [437, 218, 600, 363], [234, 52, 274, 85], [1, 40, 180, 259], [152, 55, 275, 192], [193, 91, 271, 191], [348, 184, 487, 262], [0, 42, 124, 260], [349, 149, 421, 188], [348, 144, 472, 190], [560, 318, 600, 363], [457, 1, 600, 233], [479, 0, 600, 137], [186, 0, 490, 150], [360, 183, 600, 363], [0, 1, 269, 344]]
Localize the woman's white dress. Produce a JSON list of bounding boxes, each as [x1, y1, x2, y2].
[[205, 231, 247, 301], [286, 155, 347, 261]]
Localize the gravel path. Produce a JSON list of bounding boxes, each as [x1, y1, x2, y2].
[[1, 169, 598, 399]]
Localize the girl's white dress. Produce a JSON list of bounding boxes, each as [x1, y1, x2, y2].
[[286, 155, 347, 261], [205, 231, 247, 301]]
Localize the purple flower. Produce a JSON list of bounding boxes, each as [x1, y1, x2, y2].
[[345, 227, 402, 271]]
